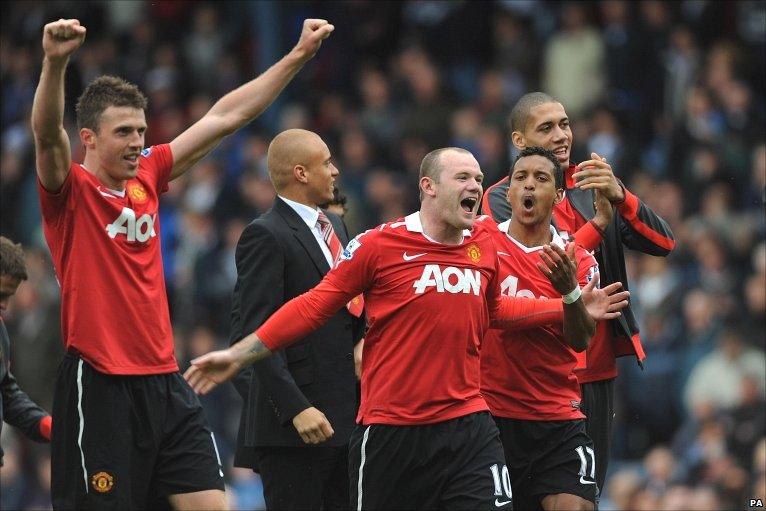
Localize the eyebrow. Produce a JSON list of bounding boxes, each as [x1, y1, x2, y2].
[[114, 125, 147, 132], [536, 118, 568, 129]]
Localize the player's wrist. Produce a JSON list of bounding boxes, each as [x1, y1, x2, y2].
[[562, 285, 582, 304], [611, 183, 626, 204], [43, 54, 70, 66]]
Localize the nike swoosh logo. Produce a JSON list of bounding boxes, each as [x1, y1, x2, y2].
[[497, 251, 511, 256], [403, 252, 427, 261], [494, 498, 512, 507], [580, 476, 596, 485]]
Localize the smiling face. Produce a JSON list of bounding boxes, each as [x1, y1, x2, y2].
[[427, 150, 484, 230], [507, 154, 563, 228], [303, 136, 339, 205], [513, 102, 572, 167], [81, 106, 147, 189]]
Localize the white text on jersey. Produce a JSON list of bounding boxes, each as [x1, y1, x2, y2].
[[413, 265, 481, 295], [106, 207, 157, 242]]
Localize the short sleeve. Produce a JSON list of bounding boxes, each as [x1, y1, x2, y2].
[[140, 144, 174, 194], [37, 162, 79, 226], [324, 228, 379, 298]]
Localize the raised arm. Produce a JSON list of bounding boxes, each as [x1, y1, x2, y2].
[[168, 19, 333, 180], [32, 19, 86, 192]]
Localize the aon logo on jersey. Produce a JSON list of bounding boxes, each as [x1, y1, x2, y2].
[[500, 275, 548, 299], [106, 207, 156, 242], [413, 265, 481, 295]]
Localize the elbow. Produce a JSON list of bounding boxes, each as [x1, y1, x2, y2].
[[571, 337, 589, 353], [572, 325, 595, 352]]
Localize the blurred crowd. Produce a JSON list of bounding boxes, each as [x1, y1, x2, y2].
[[1, 1, 764, 509]]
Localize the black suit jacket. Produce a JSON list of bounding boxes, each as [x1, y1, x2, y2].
[[229, 198, 364, 468]]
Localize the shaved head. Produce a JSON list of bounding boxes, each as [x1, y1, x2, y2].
[[267, 129, 325, 192], [510, 92, 558, 133], [419, 147, 473, 183]]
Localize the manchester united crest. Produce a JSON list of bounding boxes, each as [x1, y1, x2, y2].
[[127, 182, 148, 204], [91, 471, 115, 493], [466, 243, 481, 263]]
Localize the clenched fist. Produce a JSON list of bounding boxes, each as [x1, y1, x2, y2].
[[42, 19, 86, 60], [291, 19, 334, 62]]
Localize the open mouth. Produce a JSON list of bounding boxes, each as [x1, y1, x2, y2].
[[460, 197, 477, 213], [522, 195, 535, 212], [552, 146, 568, 158]]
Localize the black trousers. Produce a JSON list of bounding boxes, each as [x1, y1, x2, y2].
[[580, 378, 615, 499], [255, 445, 349, 510]]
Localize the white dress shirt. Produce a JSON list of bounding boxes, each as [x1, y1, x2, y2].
[[279, 195, 334, 267]]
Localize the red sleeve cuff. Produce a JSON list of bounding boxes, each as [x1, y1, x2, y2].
[[616, 187, 640, 219], [39, 415, 52, 441], [573, 221, 604, 251]]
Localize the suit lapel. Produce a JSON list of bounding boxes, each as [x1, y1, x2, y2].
[[274, 198, 331, 275]]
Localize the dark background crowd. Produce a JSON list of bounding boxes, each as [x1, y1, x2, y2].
[[1, 1, 764, 509]]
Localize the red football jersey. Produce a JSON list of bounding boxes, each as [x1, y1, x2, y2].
[[481, 221, 598, 420], [325, 213, 501, 425], [38, 144, 178, 375]]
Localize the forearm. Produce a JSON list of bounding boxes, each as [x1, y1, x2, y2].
[[562, 298, 595, 352], [208, 50, 308, 132], [32, 57, 68, 139], [491, 296, 564, 329], [229, 332, 273, 369]]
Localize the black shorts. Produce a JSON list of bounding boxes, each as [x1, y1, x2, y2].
[[349, 411, 512, 510], [494, 417, 597, 510], [51, 353, 225, 510], [580, 378, 615, 495]]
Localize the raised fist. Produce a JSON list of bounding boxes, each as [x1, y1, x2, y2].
[[42, 19, 86, 60], [292, 18, 334, 62]]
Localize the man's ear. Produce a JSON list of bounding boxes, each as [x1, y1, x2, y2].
[[511, 131, 526, 151], [80, 128, 96, 149], [293, 164, 308, 183], [420, 176, 437, 199], [553, 187, 565, 205]]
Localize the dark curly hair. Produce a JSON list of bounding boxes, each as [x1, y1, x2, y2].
[[511, 146, 563, 189]]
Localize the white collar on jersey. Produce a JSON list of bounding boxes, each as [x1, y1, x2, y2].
[[496, 221, 566, 254], [405, 212, 473, 242]]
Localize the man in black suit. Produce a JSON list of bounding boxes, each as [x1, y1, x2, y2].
[[228, 129, 365, 509]]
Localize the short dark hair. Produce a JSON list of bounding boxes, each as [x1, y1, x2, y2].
[[75, 75, 148, 132], [0, 236, 27, 280], [419, 147, 473, 183], [511, 146, 563, 189], [509, 92, 558, 134]]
